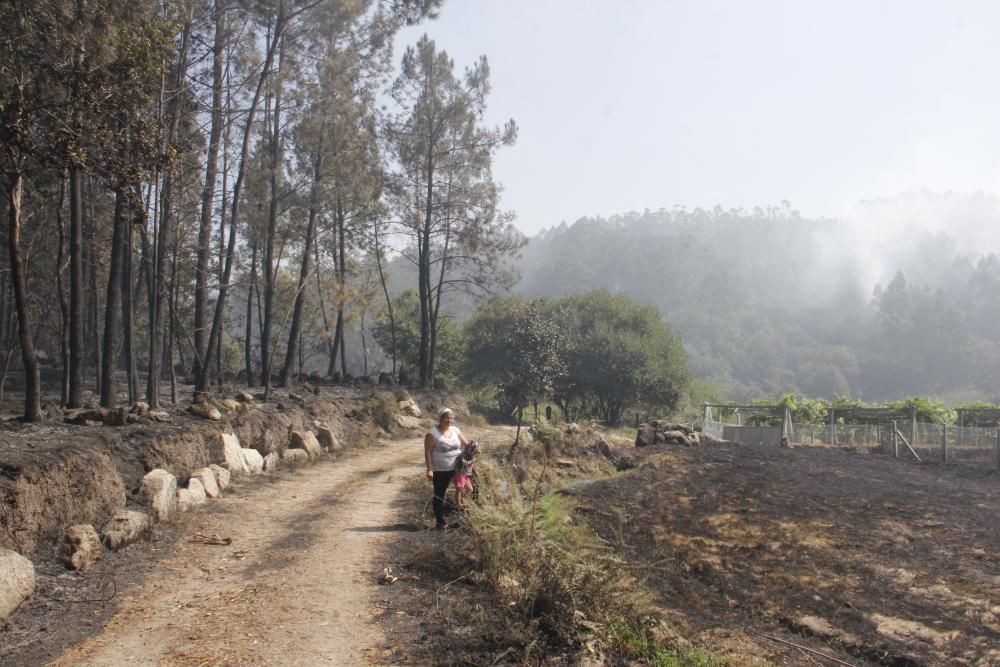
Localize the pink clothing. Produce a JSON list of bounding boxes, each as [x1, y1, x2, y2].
[[452, 472, 472, 490]]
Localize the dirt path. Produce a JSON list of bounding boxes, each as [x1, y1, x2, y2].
[[52, 437, 426, 666]]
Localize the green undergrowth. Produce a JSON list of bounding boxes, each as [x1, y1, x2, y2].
[[448, 424, 724, 665], [608, 619, 723, 667]]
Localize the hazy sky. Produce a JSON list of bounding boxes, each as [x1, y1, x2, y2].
[[394, 1, 1000, 236]]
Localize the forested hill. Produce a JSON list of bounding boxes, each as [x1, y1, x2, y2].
[[513, 194, 1000, 402]]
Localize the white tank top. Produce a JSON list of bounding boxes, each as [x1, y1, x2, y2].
[[429, 425, 463, 471]]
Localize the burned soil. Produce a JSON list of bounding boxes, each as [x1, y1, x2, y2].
[[575, 443, 999, 665]]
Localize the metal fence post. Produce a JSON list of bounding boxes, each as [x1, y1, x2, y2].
[[892, 420, 899, 459], [941, 423, 947, 464], [995, 429, 1000, 470]]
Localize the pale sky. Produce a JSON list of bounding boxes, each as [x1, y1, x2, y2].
[[394, 1, 1000, 236]]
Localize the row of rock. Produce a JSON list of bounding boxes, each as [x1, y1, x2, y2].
[[635, 421, 720, 448], [63, 393, 257, 427], [64, 402, 171, 427], [143, 426, 339, 523], [0, 507, 156, 621], [0, 422, 341, 622]]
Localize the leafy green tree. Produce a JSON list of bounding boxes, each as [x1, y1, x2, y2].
[[771, 393, 830, 425], [372, 290, 464, 381], [549, 290, 690, 426], [464, 298, 566, 446], [884, 396, 953, 425]]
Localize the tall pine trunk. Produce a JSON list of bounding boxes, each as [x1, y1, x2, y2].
[[87, 191, 100, 396], [315, 244, 335, 377], [373, 218, 396, 376], [123, 201, 137, 404], [280, 147, 322, 386], [148, 13, 192, 407], [68, 167, 84, 407], [56, 173, 70, 406], [418, 158, 434, 387], [260, 36, 286, 393], [99, 188, 126, 406], [6, 173, 42, 421], [168, 243, 178, 403], [244, 238, 257, 386], [193, 0, 226, 395], [200, 2, 287, 394]]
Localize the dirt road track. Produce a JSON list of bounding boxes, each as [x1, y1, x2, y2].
[[52, 437, 425, 666]]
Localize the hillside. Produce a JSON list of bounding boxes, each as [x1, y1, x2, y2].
[[513, 194, 1000, 401]]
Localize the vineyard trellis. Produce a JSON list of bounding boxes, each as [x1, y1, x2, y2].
[[702, 403, 1000, 470]]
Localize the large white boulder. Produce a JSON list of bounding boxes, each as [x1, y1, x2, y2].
[[141, 469, 178, 522], [241, 448, 264, 474], [176, 488, 195, 512], [0, 549, 34, 621], [177, 477, 207, 513], [289, 431, 321, 460], [101, 510, 152, 551], [209, 463, 231, 491], [210, 433, 247, 474], [188, 477, 207, 504], [396, 414, 421, 430], [60, 524, 102, 571], [192, 467, 220, 498]]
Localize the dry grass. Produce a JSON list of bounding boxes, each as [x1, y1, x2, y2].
[[391, 424, 724, 665]]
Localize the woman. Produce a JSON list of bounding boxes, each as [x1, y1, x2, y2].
[[424, 407, 469, 529]]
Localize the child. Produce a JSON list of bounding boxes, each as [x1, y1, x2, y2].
[[452, 440, 478, 509]]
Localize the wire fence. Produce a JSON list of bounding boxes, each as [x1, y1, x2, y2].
[[703, 418, 1000, 469]]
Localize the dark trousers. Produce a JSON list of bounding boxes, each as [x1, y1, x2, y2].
[[432, 470, 455, 525]]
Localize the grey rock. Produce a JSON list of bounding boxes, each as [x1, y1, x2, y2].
[[141, 469, 178, 522], [0, 549, 34, 621], [101, 510, 152, 550], [289, 431, 321, 460], [396, 414, 421, 430], [217, 398, 242, 413], [281, 447, 310, 466], [635, 424, 655, 448], [398, 399, 422, 417], [241, 448, 264, 474], [61, 524, 102, 571], [210, 433, 247, 475], [177, 478, 207, 512], [148, 410, 172, 423], [192, 467, 220, 498], [316, 426, 340, 452], [209, 463, 231, 491], [189, 403, 222, 421]]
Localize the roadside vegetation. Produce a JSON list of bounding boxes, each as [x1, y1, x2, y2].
[[388, 421, 724, 666]]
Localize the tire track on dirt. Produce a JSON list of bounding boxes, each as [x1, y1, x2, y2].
[[51, 437, 424, 666]]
